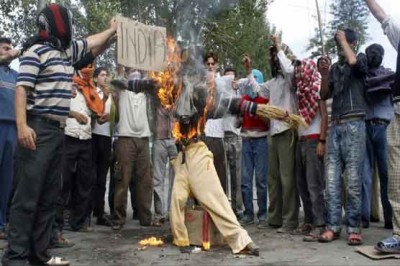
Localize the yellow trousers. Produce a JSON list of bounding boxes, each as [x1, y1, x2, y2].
[[169, 141, 252, 254]]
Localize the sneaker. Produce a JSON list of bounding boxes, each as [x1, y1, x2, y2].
[[239, 216, 254, 226], [45, 256, 70, 266], [257, 219, 269, 229], [375, 235, 400, 254]]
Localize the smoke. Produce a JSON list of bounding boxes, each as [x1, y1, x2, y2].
[[173, 0, 240, 124]]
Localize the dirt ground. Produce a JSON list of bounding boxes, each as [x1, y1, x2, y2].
[[2, 216, 398, 266]]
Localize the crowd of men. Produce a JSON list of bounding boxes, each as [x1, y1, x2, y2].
[[0, 0, 400, 265]]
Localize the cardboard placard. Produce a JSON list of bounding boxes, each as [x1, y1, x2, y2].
[[116, 16, 167, 72], [356, 246, 400, 260], [185, 206, 225, 248]]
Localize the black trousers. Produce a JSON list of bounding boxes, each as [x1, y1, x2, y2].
[[62, 136, 93, 230], [91, 134, 112, 218], [2, 118, 64, 265]]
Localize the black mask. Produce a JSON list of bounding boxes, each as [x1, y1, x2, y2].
[[366, 43, 384, 68]]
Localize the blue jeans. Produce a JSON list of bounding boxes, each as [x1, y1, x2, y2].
[[241, 137, 268, 220], [326, 120, 366, 234], [0, 121, 17, 232], [361, 122, 392, 225]]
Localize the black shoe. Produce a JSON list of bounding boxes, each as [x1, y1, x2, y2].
[[370, 216, 380, 223], [362, 222, 370, 229], [97, 217, 112, 227], [243, 242, 259, 256], [384, 222, 393, 229]]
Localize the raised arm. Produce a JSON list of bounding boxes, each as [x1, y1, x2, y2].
[[365, 0, 387, 23], [272, 35, 294, 78], [0, 48, 20, 64], [86, 18, 117, 52], [336, 31, 357, 66], [318, 57, 331, 100]]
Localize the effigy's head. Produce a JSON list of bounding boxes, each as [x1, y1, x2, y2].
[[174, 45, 209, 135]]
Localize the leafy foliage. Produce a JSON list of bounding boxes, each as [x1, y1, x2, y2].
[[307, 0, 369, 58], [202, 0, 274, 77], [0, 0, 275, 77]]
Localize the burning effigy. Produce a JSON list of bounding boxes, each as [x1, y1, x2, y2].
[[110, 37, 306, 256]]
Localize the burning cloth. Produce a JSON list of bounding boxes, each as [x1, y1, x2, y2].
[[170, 141, 252, 253]]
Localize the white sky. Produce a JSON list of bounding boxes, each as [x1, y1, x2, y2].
[[267, 0, 400, 69]]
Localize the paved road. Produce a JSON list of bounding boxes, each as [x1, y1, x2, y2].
[[2, 217, 397, 265]]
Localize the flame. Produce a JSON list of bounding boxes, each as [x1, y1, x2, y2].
[[139, 237, 164, 246], [150, 37, 215, 143], [149, 38, 182, 110]]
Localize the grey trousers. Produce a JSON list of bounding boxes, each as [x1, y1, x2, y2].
[[204, 137, 227, 192], [224, 132, 243, 215], [296, 138, 326, 226], [152, 138, 177, 219], [268, 130, 299, 229]]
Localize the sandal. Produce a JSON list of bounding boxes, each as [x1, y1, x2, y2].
[[45, 256, 70, 266], [347, 233, 363, 246], [318, 230, 340, 243], [375, 236, 400, 254]]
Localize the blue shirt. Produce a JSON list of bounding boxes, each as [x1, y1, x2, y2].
[[0, 65, 18, 122]]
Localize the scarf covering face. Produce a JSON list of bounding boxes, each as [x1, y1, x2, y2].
[[295, 59, 321, 125], [72, 66, 105, 116], [366, 43, 384, 69], [22, 3, 73, 52]]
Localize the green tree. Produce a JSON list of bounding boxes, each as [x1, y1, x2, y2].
[[307, 0, 369, 58], [0, 0, 275, 74], [202, 0, 274, 78]]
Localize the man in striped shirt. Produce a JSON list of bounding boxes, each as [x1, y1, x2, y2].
[[2, 4, 117, 266]]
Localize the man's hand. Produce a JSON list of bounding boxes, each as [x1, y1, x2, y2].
[[242, 55, 252, 74], [71, 85, 78, 98], [318, 57, 331, 77], [8, 49, 21, 59], [18, 124, 36, 150], [97, 113, 110, 124], [335, 30, 347, 46], [70, 111, 88, 124], [316, 142, 326, 158], [109, 17, 118, 33], [271, 35, 282, 51]]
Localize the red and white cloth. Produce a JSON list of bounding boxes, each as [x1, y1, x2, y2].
[[295, 59, 321, 125]]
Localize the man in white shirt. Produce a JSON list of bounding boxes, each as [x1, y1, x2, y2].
[[203, 52, 228, 192], [62, 84, 94, 233], [266, 36, 300, 233], [222, 68, 244, 218], [111, 77, 154, 229], [91, 67, 114, 226]]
